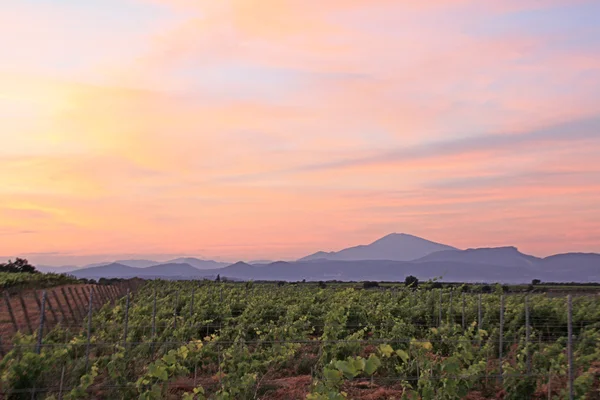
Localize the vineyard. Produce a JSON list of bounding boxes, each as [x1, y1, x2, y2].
[[0, 281, 599, 399], [0, 273, 78, 291]]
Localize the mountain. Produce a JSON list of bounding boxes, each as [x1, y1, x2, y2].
[[36, 265, 78, 273], [538, 253, 600, 281], [166, 258, 229, 269], [414, 246, 541, 268], [84, 259, 159, 269], [299, 233, 457, 262], [70, 262, 207, 279]]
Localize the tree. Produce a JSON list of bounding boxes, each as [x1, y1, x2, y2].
[[216, 274, 220, 282], [532, 279, 541, 285], [363, 281, 380, 289], [405, 275, 419, 289], [0, 258, 37, 273], [480, 285, 492, 293]]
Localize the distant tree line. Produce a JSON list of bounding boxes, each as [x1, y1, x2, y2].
[[0, 258, 37, 274]]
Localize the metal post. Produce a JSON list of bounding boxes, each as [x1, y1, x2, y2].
[[4, 293, 18, 333], [173, 290, 180, 330], [567, 295, 573, 400], [45, 292, 59, 325], [85, 288, 94, 371], [525, 295, 531, 375], [478, 293, 482, 330], [36, 291, 47, 354], [151, 289, 157, 353], [18, 292, 34, 334], [462, 293, 466, 331], [123, 290, 130, 349], [499, 295, 504, 384], [190, 287, 195, 318], [438, 289, 443, 327], [58, 365, 65, 400], [449, 289, 454, 325]]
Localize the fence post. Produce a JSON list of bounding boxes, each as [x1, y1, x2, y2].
[[85, 288, 94, 371], [462, 293, 466, 331], [499, 294, 504, 385], [151, 289, 157, 354], [35, 291, 47, 354], [18, 292, 34, 334], [123, 290, 130, 349], [190, 287, 195, 318], [525, 295, 531, 375], [567, 295, 573, 400], [52, 290, 68, 324], [62, 288, 78, 322], [67, 287, 84, 319], [478, 293, 482, 330], [173, 290, 180, 330], [4, 293, 18, 333], [449, 289, 454, 325], [58, 365, 66, 400], [438, 289, 443, 327], [45, 291, 59, 325], [74, 287, 88, 316]]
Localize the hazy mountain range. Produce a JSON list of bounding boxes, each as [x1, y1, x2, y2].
[[56, 233, 600, 283]]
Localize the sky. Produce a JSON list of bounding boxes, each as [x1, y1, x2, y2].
[[1, 0, 600, 266]]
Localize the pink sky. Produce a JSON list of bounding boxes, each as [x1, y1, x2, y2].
[[1, 0, 600, 265]]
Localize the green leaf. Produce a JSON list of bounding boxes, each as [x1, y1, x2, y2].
[[396, 349, 409, 363], [323, 367, 343, 385], [378, 344, 394, 358], [364, 354, 381, 376], [148, 363, 168, 381]]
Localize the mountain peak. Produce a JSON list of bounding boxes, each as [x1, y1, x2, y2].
[[299, 233, 457, 262]]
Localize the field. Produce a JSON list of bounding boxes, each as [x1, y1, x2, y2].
[[0, 281, 599, 399]]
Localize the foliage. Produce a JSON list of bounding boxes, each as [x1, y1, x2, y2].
[[0, 258, 37, 274], [0, 281, 597, 399]]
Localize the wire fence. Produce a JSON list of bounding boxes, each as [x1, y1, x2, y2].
[[0, 284, 597, 399]]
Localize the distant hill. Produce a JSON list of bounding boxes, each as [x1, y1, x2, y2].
[[58, 234, 600, 283], [299, 233, 457, 262], [166, 258, 229, 269], [36, 265, 78, 273], [414, 246, 541, 268], [84, 259, 160, 269], [70, 262, 208, 279]]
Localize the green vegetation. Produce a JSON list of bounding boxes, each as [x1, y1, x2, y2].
[[0, 281, 599, 399], [0, 272, 78, 291]]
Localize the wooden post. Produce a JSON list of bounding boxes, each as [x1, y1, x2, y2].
[[4, 293, 18, 333], [67, 287, 84, 319], [61, 288, 78, 322], [18, 292, 34, 334], [74, 287, 88, 315], [51, 290, 68, 324]]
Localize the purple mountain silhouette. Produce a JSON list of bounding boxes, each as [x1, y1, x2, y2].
[[299, 233, 457, 262]]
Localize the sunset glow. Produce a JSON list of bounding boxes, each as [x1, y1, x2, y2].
[[1, 0, 600, 265]]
